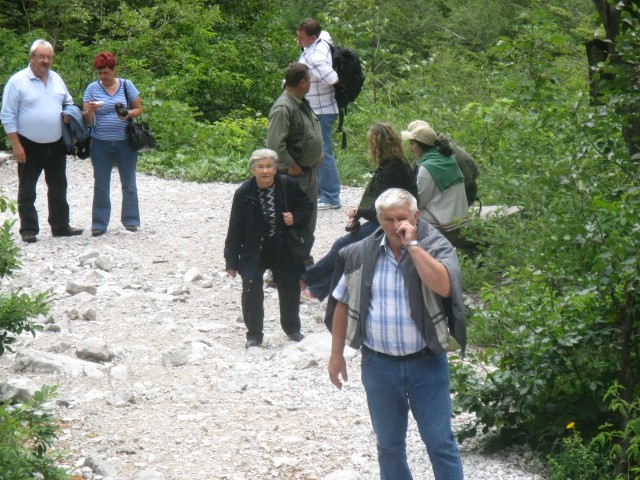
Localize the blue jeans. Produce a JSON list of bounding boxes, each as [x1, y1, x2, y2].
[[361, 347, 464, 480], [301, 220, 379, 301], [90, 138, 140, 231], [317, 114, 341, 206]]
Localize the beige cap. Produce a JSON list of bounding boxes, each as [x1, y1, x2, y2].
[[401, 120, 437, 146]]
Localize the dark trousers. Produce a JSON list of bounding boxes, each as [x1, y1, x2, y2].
[[17, 135, 70, 235], [241, 237, 301, 342]]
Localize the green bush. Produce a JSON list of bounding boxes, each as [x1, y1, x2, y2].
[[0, 386, 68, 480]]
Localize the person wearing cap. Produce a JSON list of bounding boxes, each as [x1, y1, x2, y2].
[[401, 121, 469, 248]]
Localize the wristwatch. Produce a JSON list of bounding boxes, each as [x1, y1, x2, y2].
[[406, 240, 420, 248]]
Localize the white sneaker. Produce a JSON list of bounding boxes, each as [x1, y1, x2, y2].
[[263, 270, 276, 288], [317, 202, 340, 210], [300, 288, 320, 304]]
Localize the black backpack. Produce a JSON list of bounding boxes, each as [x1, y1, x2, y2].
[[326, 41, 365, 148], [442, 135, 480, 206]]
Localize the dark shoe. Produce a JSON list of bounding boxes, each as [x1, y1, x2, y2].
[[288, 332, 304, 342], [21, 233, 37, 243], [125, 225, 137, 232], [245, 339, 262, 348], [52, 226, 83, 237], [91, 229, 105, 237]]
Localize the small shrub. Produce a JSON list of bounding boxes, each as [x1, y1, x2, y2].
[[0, 386, 68, 480]]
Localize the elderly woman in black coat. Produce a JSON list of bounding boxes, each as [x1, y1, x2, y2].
[[224, 148, 313, 348]]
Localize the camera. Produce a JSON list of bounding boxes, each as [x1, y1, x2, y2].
[[345, 219, 361, 233], [114, 102, 129, 118]]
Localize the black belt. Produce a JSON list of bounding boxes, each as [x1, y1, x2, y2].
[[362, 345, 430, 361], [18, 134, 62, 147]]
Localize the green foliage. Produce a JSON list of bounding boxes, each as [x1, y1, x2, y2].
[[591, 384, 640, 479], [450, 5, 640, 478], [547, 429, 615, 480], [0, 195, 50, 356], [0, 199, 19, 280], [0, 0, 637, 473], [0, 290, 50, 357], [139, 101, 268, 182], [0, 386, 68, 480]]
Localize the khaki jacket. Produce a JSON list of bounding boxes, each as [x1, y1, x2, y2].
[[266, 90, 323, 170]]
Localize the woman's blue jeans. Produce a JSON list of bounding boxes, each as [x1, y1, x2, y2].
[[361, 347, 464, 480], [301, 220, 379, 301], [90, 138, 140, 231]]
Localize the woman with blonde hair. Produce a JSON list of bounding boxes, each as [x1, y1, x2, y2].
[[300, 122, 417, 302]]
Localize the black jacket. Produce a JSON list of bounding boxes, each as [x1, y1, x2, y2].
[[356, 158, 418, 222], [224, 174, 313, 290]]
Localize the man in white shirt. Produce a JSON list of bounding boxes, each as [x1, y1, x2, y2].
[[0, 39, 83, 243], [297, 18, 342, 210]]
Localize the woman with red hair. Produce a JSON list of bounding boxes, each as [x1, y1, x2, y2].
[[82, 51, 144, 237]]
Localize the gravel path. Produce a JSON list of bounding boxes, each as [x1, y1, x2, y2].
[[0, 155, 545, 480]]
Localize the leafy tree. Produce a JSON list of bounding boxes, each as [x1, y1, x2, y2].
[[449, 2, 640, 477]]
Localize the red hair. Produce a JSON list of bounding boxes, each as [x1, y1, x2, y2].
[[93, 51, 116, 70]]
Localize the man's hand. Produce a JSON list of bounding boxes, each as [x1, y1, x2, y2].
[[12, 143, 26, 164], [283, 212, 293, 226], [328, 353, 348, 389], [287, 164, 303, 176], [226, 269, 237, 278], [396, 219, 418, 246]]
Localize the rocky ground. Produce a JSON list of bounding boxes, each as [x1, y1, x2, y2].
[[0, 154, 545, 480]]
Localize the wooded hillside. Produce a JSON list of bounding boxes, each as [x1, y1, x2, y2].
[[1, 1, 638, 478]]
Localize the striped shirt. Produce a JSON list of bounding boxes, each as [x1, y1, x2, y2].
[[83, 79, 140, 141], [258, 184, 277, 237], [333, 236, 427, 356], [298, 38, 338, 114]]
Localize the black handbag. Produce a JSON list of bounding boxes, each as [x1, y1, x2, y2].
[[126, 121, 156, 152], [123, 80, 156, 152], [280, 177, 314, 264], [286, 226, 314, 264]]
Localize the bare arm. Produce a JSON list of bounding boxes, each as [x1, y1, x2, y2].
[[328, 301, 349, 389], [125, 97, 144, 119], [7, 132, 26, 163]]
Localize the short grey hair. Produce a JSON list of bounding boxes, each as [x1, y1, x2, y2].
[[30, 39, 54, 56], [375, 188, 418, 215], [249, 148, 278, 169]]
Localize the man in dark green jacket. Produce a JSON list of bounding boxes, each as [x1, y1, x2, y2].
[[266, 63, 323, 238]]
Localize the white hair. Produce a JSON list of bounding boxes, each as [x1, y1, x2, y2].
[[375, 188, 418, 215], [249, 148, 278, 169], [30, 39, 54, 56]]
